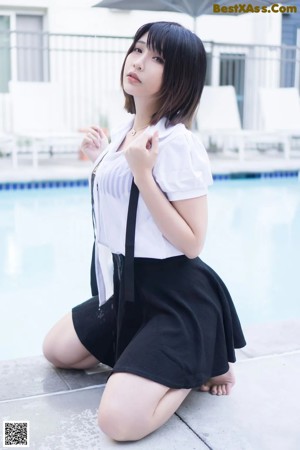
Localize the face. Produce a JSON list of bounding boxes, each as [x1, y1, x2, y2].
[[123, 33, 164, 101]]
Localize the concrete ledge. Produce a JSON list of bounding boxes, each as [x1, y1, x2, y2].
[[0, 155, 299, 183], [240, 319, 300, 358]]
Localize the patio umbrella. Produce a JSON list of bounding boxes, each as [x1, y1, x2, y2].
[[95, 0, 214, 18], [94, 0, 291, 33]]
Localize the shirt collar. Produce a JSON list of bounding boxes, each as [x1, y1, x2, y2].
[[110, 115, 186, 152]]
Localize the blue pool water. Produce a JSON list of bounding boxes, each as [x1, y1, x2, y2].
[[0, 177, 299, 360]]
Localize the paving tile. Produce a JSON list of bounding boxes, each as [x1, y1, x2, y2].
[[57, 363, 112, 389], [177, 354, 300, 450], [0, 387, 207, 450], [0, 356, 68, 401], [242, 319, 300, 357]]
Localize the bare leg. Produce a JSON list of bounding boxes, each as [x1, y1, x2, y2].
[[42, 312, 99, 369], [98, 372, 191, 442], [199, 363, 235, 396]]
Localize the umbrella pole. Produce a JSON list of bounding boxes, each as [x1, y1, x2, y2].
[[193, 17, 197, 34]]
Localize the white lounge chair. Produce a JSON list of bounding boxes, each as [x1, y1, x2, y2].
[[258, 87, 300, 159], [196, 85, 287, 161], [196, 85, 251, 160], [9, 82, 83, 168], [0, 133, 17, 169]]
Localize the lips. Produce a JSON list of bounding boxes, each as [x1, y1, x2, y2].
[[127, 72, 141, 82]]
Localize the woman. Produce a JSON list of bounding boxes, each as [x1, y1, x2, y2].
[[43, 21, 246, 442]]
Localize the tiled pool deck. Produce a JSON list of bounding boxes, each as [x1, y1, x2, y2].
[[1, 320, 300, 449], [1, 153, 300, 449]]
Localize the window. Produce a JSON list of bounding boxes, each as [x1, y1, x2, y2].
[[16, 15, 46, 82], [205, 52, 212, 85], [281, 14, 300, 87], [0, 13, 48, 93], [219, 53, 245, 124], [0, 16, 11, 93]]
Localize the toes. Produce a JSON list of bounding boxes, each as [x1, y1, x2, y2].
[[199, 383, 229, 395], [210, 384, 228, 396], [226, 383, 233, 395], [210, 385, 218, 395], [199, 384, 210, 392], [219, 384, 229, 395], [217, 385, 223, 396]]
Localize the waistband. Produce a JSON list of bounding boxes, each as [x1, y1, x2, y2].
[[112, 253, 189, 266]]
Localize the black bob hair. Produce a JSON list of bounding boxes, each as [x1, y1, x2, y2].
[[120, 21, 207, 129]]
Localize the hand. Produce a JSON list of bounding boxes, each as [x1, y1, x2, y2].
[[79, 126, 109, 162], [124, 131, 159, 179]]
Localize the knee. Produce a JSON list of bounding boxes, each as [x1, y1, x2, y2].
[[42, 335, 59, 367], [98, 404, 145, 442], [42, 333, 66, 368]]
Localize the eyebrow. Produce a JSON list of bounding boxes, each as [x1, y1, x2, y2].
[[136, 40, 146, 45]]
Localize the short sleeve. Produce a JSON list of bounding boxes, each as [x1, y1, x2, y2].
[[153, 130, 213, 201]]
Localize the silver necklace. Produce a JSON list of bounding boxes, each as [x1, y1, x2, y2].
[[130, 124, 149, 136]]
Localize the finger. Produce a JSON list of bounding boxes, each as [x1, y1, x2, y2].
[[98, 128, 108, 139], [91, 125, 101, 133], [81, 137, 93, 149], [87, 133, 99, 148], [88, 129, 100, 139], [83, 136, 93, 145], [91, 126, 106, 138], [152, 131, 159, 149], [148, 131, 159, 153], [89, 128, 100, 139], [131, 133, 151, 150]]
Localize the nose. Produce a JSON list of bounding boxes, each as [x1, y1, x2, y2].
[[133, 53, 145, 71], [133, 60, 142, 71]]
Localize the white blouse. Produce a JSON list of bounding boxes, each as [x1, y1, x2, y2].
[[92, 116, 213, 261], [92, 116, 213, 304]]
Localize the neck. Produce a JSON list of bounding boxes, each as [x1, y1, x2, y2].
[[133, 97, 157, 130]]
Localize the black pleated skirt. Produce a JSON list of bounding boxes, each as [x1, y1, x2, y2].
[[72, 253, 246, 389]]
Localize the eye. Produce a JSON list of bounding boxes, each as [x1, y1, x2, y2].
[[133, 47, 142, 53], [153, 56, 165, 64]]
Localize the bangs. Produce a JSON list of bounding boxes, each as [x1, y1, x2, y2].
[[146, 23, 171, 60], [130, 21, 183, 61]]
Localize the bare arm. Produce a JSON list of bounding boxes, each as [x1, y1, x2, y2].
[[125, 132, 208, 259]]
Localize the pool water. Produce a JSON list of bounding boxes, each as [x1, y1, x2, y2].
[[0, 177, 299, 360], [203, 177, 299, 329]]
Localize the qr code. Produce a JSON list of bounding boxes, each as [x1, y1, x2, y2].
[[3, 421, 29, 447]]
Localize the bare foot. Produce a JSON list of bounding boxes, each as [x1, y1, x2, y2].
[[199, 364, 235, 396]]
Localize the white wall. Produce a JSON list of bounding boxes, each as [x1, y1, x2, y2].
[[49, 6, 282, 47], [0, 0, 282, 45]]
